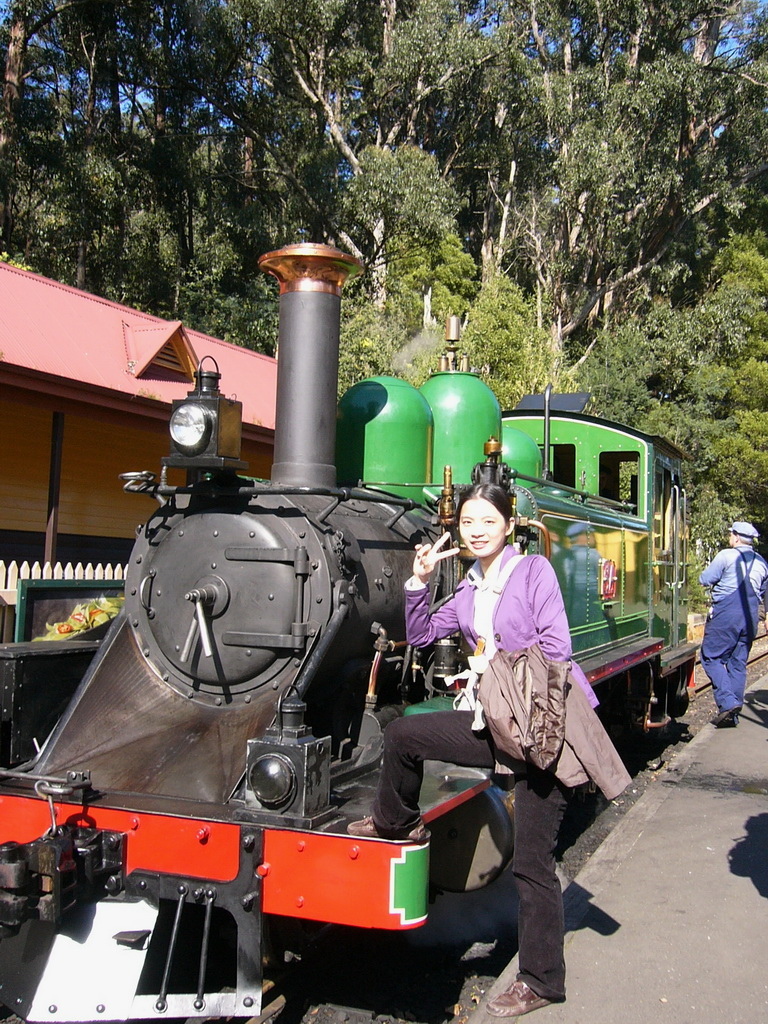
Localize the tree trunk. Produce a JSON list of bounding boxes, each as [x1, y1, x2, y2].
[[423, 284, 433, 329], [480, 172, 499, 284], [371, 216, 387, 309], [76, 239, 87, 289], [0, 9, 27, 247]]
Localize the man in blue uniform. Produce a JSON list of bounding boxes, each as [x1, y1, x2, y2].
[[699, 521, 768, 727]]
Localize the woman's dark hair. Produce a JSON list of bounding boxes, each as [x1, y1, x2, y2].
[[456, 483, 513, 522]]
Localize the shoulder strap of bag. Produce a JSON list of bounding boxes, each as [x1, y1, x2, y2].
[[491, 552, 525, 597]]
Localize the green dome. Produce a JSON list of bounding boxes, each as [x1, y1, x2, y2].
[[336, 376, 433, 498], [502, 422, 543, 479], [419, 372, 501, 484]]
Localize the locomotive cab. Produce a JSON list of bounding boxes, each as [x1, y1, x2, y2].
[[503, 404, 696, 727]]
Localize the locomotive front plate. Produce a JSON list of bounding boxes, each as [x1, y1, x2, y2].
[[127, 503, 330, 701]]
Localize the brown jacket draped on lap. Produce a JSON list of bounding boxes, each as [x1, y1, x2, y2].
[[479, 643, 631, 801]]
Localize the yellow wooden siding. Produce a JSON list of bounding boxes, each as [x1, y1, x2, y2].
[[1, 398, 274, 540], [58, 413, 174, 537], [242, 439, 273, 480], [59, 416, 274, 537], [0, 399, 51, 530]]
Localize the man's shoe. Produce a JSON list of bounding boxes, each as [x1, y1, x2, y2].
[[486, 981, 554, 1017], [346, 815, 429, 843], [711, 707, 741, 728]]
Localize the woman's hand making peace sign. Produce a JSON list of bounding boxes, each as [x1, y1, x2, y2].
[[412, 532, 460, 584]]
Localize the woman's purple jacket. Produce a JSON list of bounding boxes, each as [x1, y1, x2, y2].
[[405, 547, 599, 708]]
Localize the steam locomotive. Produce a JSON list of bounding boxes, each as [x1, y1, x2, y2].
[[0, 244, 696, 1023]]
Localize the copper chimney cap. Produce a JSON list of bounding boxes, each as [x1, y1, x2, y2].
[[258, 243, 363, 296]]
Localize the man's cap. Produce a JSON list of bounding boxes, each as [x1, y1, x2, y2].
[[567, 521, 588, 537], [730, 521, 759, 540]]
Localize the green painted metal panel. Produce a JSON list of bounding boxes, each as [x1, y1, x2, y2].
[[503, 412, 650, 520], [543, 511, 651, 660], [502, 423, 543, 478], [390, 843, 430, 926]]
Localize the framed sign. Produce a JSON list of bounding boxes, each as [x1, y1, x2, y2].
[[14, 579, 125, 643]]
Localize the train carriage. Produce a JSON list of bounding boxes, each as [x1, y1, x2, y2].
[[0, 244, 696, 1023]]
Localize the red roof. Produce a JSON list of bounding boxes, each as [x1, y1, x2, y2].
[[0, 261, 276, 431]]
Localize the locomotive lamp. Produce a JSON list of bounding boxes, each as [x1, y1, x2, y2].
[[164, 357, 247, 471], [245, 695, 333, 826]]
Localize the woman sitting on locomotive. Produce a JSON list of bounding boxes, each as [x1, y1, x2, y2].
[[348, 483, 629, 1018]]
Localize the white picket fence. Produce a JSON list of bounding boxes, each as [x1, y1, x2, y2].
[[0, 560, 127, 642]]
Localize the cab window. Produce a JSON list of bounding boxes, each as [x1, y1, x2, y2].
[[599, 452, 639, 510], [551, 444, 576, 488]]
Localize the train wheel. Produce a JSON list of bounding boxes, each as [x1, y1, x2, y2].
[[263, 914, 322, 968], [664, 664, 691, 719], [594, 675, 631, 737]]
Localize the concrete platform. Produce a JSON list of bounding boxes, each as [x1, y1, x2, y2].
[[468, 679, 768, 1024]]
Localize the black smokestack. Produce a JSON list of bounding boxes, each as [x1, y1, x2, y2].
[[259, 243, 362, 488]]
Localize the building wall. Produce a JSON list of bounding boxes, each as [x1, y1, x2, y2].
[[2, 399, 50, 533], [0, 393, 273, 564]]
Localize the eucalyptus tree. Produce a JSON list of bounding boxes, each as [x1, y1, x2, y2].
[[0, 0, 274, 340], [0, 0, 70, 250], [576, 226, 768, 548], [3, 0, 766, 367], [468, 0, 768, 367], [38, 0, 127, 289], [160, 0, 501, 304], [0, 0, 186, 294]]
